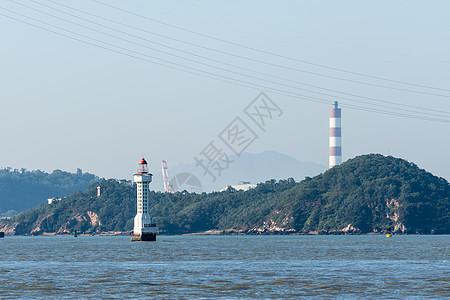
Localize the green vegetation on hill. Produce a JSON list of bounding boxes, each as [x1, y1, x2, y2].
[[0, 168, 99, 215], [1, 154, 448, 235], [273, 155, 449, 234]]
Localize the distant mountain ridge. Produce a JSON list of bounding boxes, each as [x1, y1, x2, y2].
[[152, 151, 326, 192], [0, 168, 99, 215]]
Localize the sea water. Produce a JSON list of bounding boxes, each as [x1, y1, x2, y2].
[[0, 235, 448, 298]]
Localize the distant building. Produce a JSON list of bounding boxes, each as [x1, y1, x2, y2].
[[47, 197, 62, 205], [220, 181, 257, 192]]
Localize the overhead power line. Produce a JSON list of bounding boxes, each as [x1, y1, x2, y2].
[[27, 0, 450, 98], [1, 5, 449, 124], [176, 0, 450, 67], [13, 0, 450, 119], [92, 0, 450, 95]]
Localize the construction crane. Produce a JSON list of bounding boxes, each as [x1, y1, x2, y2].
[[161, 160, 173, 193]]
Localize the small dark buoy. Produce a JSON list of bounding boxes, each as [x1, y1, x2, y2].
[[73, 230, 78, 238]]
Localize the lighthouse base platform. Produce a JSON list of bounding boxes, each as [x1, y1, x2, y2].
[[131, 232, 156, 242]]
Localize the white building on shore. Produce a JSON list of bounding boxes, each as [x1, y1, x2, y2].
[[220, 181, 257, 192]]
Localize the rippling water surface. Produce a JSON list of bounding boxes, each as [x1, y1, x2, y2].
[[0, 235, 449, 298]]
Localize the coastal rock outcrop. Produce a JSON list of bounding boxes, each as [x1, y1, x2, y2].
[[57, 211, 101, 234]]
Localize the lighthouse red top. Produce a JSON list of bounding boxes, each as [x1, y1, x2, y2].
[[137, 158, 149, 174]]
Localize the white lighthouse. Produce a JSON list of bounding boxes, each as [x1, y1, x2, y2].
[[329, 101, 342, 168], [131, 158, 157, 241]]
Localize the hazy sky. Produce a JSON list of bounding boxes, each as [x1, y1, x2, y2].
[[1, 0, 449, 181]]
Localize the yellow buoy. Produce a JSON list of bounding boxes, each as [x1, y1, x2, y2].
[[386, 234, 392, 237]]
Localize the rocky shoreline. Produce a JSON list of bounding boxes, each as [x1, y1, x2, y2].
[[181, 229, 399, 236], [1, 230, 441, 236], [0, 222, 435, 237]]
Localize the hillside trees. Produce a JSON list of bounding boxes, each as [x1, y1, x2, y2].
[[0, 167, 98, 214], [1, 154, 448, 235]]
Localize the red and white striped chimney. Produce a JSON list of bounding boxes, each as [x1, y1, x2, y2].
[[329, 101, 342, 168]]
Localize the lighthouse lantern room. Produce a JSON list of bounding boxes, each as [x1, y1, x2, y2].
[[131, 158, 157, 241]]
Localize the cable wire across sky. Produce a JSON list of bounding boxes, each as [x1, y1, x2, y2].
[[1, 0, 449, 124], [92, 0, 450, 94], [16, 0, 450, 119], [51, 0, 450, 98]]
